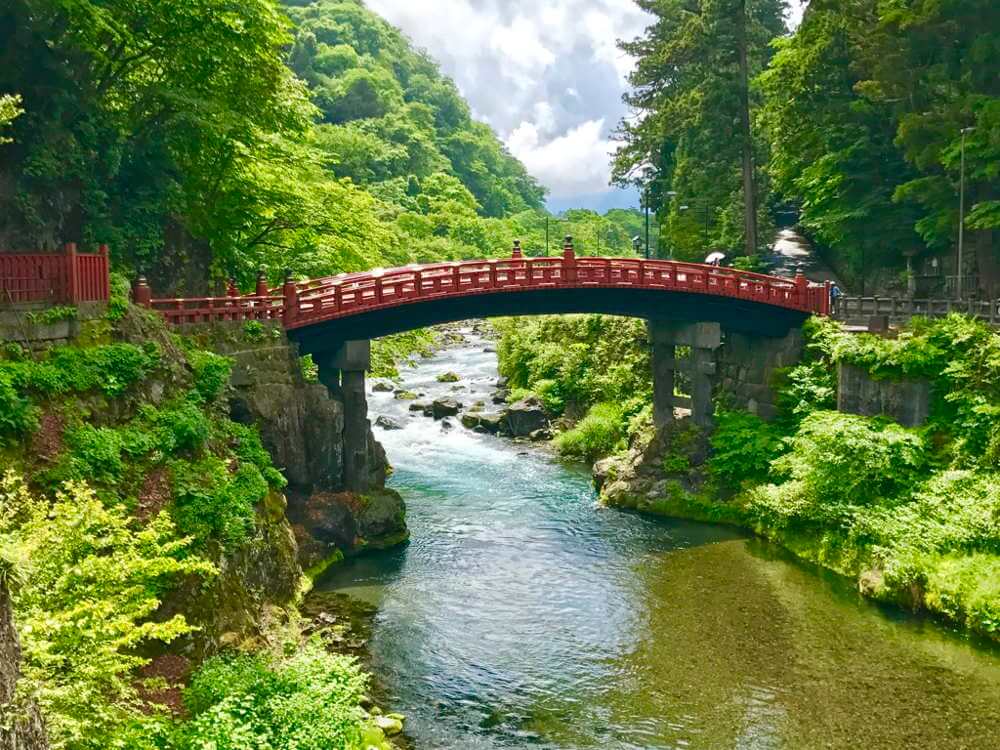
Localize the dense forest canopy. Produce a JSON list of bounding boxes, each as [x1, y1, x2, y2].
[[617, 0, 999, 295], [0, 0, 651, 294]]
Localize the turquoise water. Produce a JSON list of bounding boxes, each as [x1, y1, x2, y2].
[[318, 326, 1000, 749]]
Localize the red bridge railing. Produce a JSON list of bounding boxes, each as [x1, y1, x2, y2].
[[140, 239, 831, 328], [0, 244, 110, 305]]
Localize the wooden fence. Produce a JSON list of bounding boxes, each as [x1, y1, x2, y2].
[[0, 245, 110, 305]]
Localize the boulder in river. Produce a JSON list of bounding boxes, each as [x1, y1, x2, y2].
[[436, 371, 461, 383], [394, 390, 419, 401], [432, 398, 462, 419], [529, 428, 553, 442], [409, 402, 428, 412], [372, 381, 394, 393], [374, 415, 403, 431], [501, 397, 549, 437]]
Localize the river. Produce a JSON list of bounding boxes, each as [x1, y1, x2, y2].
[[317, 325, 1000, 749]]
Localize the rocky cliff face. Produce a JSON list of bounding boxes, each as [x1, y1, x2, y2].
[[0, 580, 48, 750], [217, 327, 407, 576]]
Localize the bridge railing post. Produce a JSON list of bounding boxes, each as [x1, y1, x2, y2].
[[282, 269, 299, 326], [562, 236, 576, 283], [133, 276, 152, 308]]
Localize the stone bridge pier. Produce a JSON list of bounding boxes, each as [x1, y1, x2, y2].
[[650, 321, 804, 429], [315, 340, 373, 493]]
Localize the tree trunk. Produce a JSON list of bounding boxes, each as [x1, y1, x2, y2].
[[737, 0, 758, 256]]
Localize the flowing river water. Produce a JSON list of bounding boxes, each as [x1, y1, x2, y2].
[[317, 325, 1000, 749]]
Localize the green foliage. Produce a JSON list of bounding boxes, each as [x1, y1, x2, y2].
[[0, 370, 39, 445], [370, 329, 436, 378], [760, 411, 927, 524], [0, 92, 22, 143], [555, 402, 625, 463], [0, 342, 159, 443], [708, 410, 782, 490], [171, 457, 266, 549], [831, 315, 1000, 468], [0, 472, 214, 749], [171, 643, 372, 750], [188, 350, 233, 403], [243, 320, 267, 342], [759, 0, 999, 283], [106, 273, 131, 321], [25, 306, 78, 325], [496, 315, 652, 426]]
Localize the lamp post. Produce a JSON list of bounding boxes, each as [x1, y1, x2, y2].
[[957, 126, 975, 300]]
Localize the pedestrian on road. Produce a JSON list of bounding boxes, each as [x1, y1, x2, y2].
[[830, 283, 842, 315]]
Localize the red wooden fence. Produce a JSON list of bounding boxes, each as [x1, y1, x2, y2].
[[0, 244, 110, 305], [142, 239, 831, 328]]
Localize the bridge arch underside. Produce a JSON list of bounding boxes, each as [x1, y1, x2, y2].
[[288, 286, 809, 355]]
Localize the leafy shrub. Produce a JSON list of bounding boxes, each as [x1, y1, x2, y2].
[[496, 315, 652, 423], [555, 402, 624, 462], [155, 402, 212, 453], [751, 411, 927, 527], [173, 643, 372, 750], [243, 320, 266, 341], [188, 350, 233, 403], [0, 370, 38, 444], [708, 410, 782, 490], [0, 471, 213, 749], [106, 272, 131, 321], [171, 456, 269, 548]]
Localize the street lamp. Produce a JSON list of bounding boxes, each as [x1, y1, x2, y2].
[[957, 126, 975, 300]]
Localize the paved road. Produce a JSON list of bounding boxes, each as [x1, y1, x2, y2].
[[765, 229, 845, 289]]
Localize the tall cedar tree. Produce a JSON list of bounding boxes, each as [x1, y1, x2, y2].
[[614, 0, 787, 256]]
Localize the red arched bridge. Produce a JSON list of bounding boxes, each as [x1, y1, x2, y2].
[[135, 239, 831, 348]]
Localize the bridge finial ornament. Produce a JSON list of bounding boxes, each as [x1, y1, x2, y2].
[[512, 239, 523, 260]]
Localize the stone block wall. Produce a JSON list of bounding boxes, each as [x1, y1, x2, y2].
[[837, 363, 930, 427], [715, 328, 804, 420]]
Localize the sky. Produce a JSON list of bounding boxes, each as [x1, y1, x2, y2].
[[366, 0, 808, 213]]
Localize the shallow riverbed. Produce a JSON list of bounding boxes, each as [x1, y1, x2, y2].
[[318, 326, 1000, 749]]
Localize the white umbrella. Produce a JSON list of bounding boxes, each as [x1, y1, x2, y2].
[[705, 251, 726, 266]]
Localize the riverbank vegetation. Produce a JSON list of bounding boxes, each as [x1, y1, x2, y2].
[[616, 0, 998, 292], [0, 304, 393, 748], [499, 312, 1000, 641]]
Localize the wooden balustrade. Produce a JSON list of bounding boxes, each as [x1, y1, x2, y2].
[[143, 246, 831, 328]]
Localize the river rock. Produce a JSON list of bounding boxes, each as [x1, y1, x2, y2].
[[436, 371, 461, 383], [372, 381, 394, 393], [409, 402, 428, 412], [496, 376, 509, 388], [374, 415, 402, 431], [394, 390, 419, 400], [374, 714, 404, 736], [478, 413, 503, 434], [460, 413, 480, 429], [492, 390, 509, 405], [441, 419, 454, 430], [529, 428, 553, 442], [432, 398, 462, 419], [501, 397, 549, 437]]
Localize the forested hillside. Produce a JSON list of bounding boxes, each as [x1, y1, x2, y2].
[[0, 0, 646, 295], [617, 0, 999, 295]]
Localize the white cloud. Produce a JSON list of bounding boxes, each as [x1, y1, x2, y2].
[[365, 0, 652, 202], [507, 118, 617, 198]]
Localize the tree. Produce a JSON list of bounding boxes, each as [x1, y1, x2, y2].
[[614, 0, 787, 257]]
